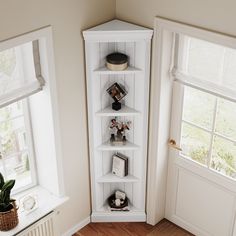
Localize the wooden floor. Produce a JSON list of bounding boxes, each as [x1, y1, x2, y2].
[[74, 219, 194, 236]]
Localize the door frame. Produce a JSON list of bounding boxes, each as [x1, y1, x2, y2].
[[146, 16, 236, 225]]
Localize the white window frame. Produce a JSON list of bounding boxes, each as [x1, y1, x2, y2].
[[146, 17, 236, 226], [0, 27, 65, 198], [0, 38, 40, 193]]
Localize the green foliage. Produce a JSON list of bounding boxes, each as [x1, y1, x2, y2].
[[190, 147, 208, 165], [0, 173, 15, 212], [211, 150, 236, 178], [190, 146, 236, 178]]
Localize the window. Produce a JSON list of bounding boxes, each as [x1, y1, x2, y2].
[[0, 39, 44, 193], [0, 100, 36, 193], [174, 36, 236, 179]]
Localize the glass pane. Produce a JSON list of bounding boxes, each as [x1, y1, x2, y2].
[[0, 100, 23, 123], [211, 136, 236, 179], [223, 48, 236, 90], [4, 152, 32, 191], [183, 86, 215, 130], [181, 122, 211, 165], [186, 37, 224, 82], [0, 117, 26, 156], [0, 160, 4, 175], [215, 98, 236, 141]]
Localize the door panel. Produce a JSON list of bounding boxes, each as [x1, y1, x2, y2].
[[175, 168, 235, 236]]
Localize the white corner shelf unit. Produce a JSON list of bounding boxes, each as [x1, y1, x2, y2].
[[83, 20, 153, 222]]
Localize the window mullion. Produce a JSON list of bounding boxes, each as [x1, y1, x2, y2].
[[207, 98, 218, 168], [182, 119, 212, 133]]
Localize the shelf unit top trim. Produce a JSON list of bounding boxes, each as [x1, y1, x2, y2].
[[96, 105, 140, 117], [83, 20, 153, 41]]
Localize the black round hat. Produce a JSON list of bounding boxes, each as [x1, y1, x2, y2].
[[106, 53, 128, 65]]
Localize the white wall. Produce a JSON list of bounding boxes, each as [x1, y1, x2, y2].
[[0, 0, 115, 234], [116, 0, 236, 36]]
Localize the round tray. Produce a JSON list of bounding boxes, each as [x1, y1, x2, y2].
[[107, 194, 128, 209]]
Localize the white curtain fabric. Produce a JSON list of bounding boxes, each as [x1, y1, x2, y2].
[[0, 40, 45, 108]]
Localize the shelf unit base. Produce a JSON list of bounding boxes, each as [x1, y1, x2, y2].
[[91, 211, 146, 222]]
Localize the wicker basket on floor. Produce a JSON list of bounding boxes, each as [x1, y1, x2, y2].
[[0, 202, 18, 231]]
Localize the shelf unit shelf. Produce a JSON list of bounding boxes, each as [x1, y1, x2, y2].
[[97, 141, 139, 151], [97, 173, 139, 183], [94, 66, 142, 75], [92, 203, 146, 222], [83, 19, 153, 222], [96, 105, 140, 117]]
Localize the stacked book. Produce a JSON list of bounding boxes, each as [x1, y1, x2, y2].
[[112, 152, 128, 178]]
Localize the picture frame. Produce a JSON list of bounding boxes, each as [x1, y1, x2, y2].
[[106, 82, 127, 102]]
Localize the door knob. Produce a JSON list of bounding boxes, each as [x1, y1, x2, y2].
[[168, 139, 182, 151]]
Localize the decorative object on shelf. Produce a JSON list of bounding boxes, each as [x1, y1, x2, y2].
[[112, 153, 128, 177], [20, 194, 38, 214], [106, 52, 128, 71], [106, 82, 127, 111], [109, 117, 131, 145], [108, 190, 129, 211], [0, 172, 18, 231]]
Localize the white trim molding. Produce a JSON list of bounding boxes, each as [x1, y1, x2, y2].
[[146, 17, 174, 225], [62, 217, 91, 236]]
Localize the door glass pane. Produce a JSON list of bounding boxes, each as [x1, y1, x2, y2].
[[181, 122, 211, 165], [183, 86, 215, 130], [211, 136, 236, 179], [215, 98, 236, 141]]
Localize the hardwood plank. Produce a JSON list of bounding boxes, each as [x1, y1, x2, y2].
[[74, 219, 194, 236]]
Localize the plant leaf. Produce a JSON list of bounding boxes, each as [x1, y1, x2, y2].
[[0, 173, 4, 190], [2, 180, 15, 192]]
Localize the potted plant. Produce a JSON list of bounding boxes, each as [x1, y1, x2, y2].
[[0, 172, 18, 231]]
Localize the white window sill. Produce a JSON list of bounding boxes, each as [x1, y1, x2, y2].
[[1, 186, 68, 236]]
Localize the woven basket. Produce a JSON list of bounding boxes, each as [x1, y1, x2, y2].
[[0, 202, 18, 231]]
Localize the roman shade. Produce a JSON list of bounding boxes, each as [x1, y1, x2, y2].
[[0, 40, 45, 108], [172, 35, 236, 102]]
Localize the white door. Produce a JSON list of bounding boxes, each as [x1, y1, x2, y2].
[[165, 36, 236, 236]]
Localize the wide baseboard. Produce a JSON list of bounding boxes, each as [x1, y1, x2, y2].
[[62, 217, 91, 236]]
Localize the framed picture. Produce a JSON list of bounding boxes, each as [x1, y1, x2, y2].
[[106, 83, 127, 102]]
